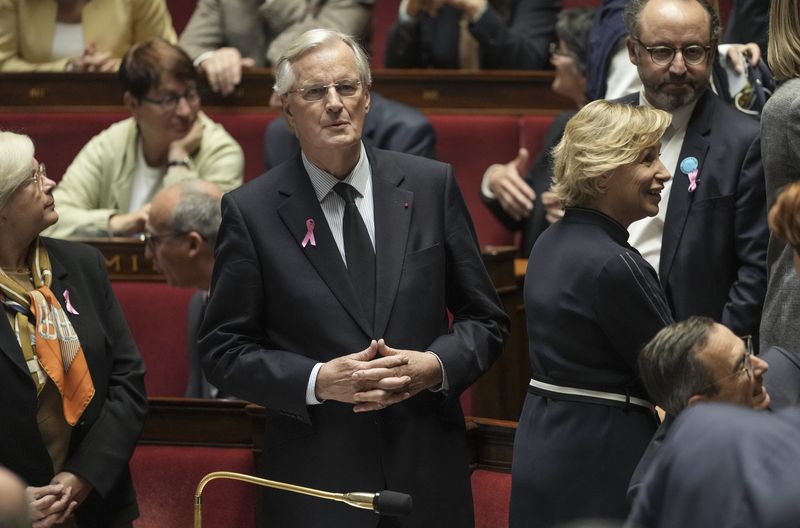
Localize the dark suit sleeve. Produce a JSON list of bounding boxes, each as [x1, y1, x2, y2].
[[63, 249, 147, 497], [470, 0, 559, 70], [384, 18, 422, 68], [199, 194, 317, 423], [723, 134, 768, 336], [427, 167, 510, 394]]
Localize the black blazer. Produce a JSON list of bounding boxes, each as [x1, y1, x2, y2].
[[199, 146, 509, 527], [384, 0, 559, 70], [621, 90, 768, 339], [0, 238, 147, 527]]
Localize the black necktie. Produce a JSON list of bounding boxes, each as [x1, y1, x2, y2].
[[334, 182, 375, 328]]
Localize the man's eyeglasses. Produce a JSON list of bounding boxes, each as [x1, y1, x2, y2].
[[633, 38, 712, 66], [28, 163, 46, 192], [287, 80, 362, 102], [549, 41, 571, 59], [141, 231, 188, 247], [698, 335, 754, 393], [141, 88, 201, 112]]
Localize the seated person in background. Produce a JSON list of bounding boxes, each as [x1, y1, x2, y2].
[[264, 91, 437, 168], [179, 0, 374, 95], [0, 0, 176, 72], [44, 38, 244, 239], [759, 180, 800, 409], [385, 0, 559, 70], [0, 466, 30, 528], [724, 0, 769, 58], [627, 403, 800, 528], [480, 7, 593, 256], [628, 316, 770, 502], [144, 180, 226, 399]]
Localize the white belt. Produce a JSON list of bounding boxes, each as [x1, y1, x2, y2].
[[529, 378, 655, 412]]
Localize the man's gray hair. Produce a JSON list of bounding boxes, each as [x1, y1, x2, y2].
[[624, 0, 721, 42], [638, 316, 719, 416], [168, 181, 222, 244], [273, 28, 372, 95]]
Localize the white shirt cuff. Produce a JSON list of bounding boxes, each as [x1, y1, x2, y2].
[[306, 362, 324, 405], [427, 351, 449, 393], [193, 50, 215, 67], [481, 165, 501, 199]]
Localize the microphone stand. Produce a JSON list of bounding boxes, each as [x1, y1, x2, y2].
[[194, 471, 410, 527]]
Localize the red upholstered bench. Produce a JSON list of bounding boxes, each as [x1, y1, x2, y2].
[[472, 468, 511, 528], [206, 111, 281, 182], [131, 445, 257, 528], [111, 282, 195, 397], [428, 115, 520, 248], [0, 112, 125, 182], [166, 0, 197, 35]]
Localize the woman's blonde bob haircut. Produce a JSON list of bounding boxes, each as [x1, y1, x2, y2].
[[769, 180, 800, 254], [767, 0, 800, 82], [551, 100, 671, 208], [0, 131, 35, 212]]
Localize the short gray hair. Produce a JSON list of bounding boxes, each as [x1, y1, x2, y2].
[[638, 316, 719, 416], [273, 28, 372, 95], [624, 0, 721, 43], [0, 131, 35, 212], [556, 8, 595, 75], [167, 181, 222, 244]]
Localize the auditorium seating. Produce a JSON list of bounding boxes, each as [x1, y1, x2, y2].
[[472, 469, 512, 528], [112, 282, 195, 397], [131, 445, 257, 528]]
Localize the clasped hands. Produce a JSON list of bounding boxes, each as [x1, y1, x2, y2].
[[315, 339, 443, 412], [27, 471, 91, 528], [405, 0, 487, 20]]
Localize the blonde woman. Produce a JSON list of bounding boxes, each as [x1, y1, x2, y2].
[[510, 100, 674, 527], [759, 0, 800, 354]]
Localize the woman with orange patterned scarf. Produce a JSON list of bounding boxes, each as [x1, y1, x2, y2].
[[0, 131, 146, 528]]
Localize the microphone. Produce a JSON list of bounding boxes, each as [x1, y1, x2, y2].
[[194, 471, 412, 527]]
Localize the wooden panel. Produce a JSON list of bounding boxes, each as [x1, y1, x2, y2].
[[0, 69, 571, 114]]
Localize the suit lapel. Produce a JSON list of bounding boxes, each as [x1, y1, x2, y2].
[[659, 91, 714, 281], [369, 149, 413, 338], [0, 313, 28, 375], [276, 156, 374, 337]]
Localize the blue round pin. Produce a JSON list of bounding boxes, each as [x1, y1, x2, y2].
[[680, 156, 698, 174]]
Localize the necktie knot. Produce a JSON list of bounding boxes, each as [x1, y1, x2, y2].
[[334, 182, 358, 204]]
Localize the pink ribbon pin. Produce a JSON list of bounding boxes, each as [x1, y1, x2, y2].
[[301, 218, 316, 248], [687, 170, 698, 192], [63, 290, 79, 315]]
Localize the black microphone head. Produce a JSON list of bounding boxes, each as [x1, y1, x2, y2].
[[373, 490, 413, 517]]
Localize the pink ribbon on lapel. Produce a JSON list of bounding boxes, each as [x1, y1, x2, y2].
[[301, 218, 316, 248], [63, 290, 79, 315], [687, 170, 698, 192]]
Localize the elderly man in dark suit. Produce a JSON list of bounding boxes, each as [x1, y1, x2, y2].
[[199, 28, 508, 528], [620, 0, 767, 340], [179, 0, 373, 95]]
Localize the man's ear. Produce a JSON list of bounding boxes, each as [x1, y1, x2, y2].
[[123, 91, 137, 113], [281, 94, 295, 129], [186, 231, 205, 257], [687, 394, 708, 407], [364, 86, 371, 114], [627, 36, 639, 66]]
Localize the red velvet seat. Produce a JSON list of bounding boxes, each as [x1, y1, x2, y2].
[[471, 469, 511, 528], [111, 282, 195, 397], [1, 112, 125, 182], [429, 115, 520, 248], [166, 0, 197, 35], [131, 445, 257, 528], [207, 111, 281, 182]]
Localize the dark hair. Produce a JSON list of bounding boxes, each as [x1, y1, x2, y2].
[[624, 0, 721, 43], [556, 8, 596, 75], [638, 316, 719, 415], [118, 38, 197, 99]]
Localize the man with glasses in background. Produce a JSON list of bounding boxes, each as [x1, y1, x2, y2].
[[627, 316, 770, 503], [619, 0, 768, 342], [200, 28, 508, 527], [44, 38, 243, 239]]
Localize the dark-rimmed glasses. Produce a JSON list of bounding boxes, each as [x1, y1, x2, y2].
[[141, 88, 201, 112], [633, 38, 712, 66], [141, 231, 188, 248], [287, 80, 362, 102]]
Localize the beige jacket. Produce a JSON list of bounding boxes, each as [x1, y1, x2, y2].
[[45, 113, 243, 238], [0, 0, 176, 71]]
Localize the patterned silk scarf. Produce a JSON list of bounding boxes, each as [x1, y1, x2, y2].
[[0, 238, 94, 425]]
